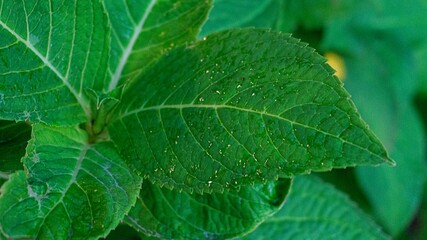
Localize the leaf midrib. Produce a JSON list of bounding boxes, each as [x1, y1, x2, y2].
[[108, 0, 158, 91], [34, 144, 90, 238], [0, 20, 90, 118], [119, 104, 386, 162]]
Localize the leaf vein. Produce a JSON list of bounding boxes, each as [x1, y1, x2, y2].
[[122, 104, 384, 161], [108, 0, 158, 91]]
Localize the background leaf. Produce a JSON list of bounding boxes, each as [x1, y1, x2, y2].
[[199, 0, 274, 36], [407, 183, 427, 240], [322, 6, 427, 235], [355, 104, 426, 235], [103, 0, 212, 91], [110, 29, 392, 193], [415, 43, 427, 97], [200, 0, 359, 37], [0, 0, 111, 124], [245, 176, 389, 240], [0, 124, 141, 239], [125, 178, 290, 239]]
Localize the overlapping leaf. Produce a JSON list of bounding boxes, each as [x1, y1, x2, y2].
[[0, 124, 141, 239], [0, 0, 110, 124], [125, 179, 290, 239], [0, 120, 30, 174], [0, 120, 30, 187], [103, 0, 212, 91], [245, 176, 389, 240], [109, 29, 392, 193]]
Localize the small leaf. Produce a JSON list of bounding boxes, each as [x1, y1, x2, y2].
[[103, 0, 212, 91], [109, 29, 392, 193], [125, 179, 290, 239], [245, 176, 390, 240], [0, 124, 141, 239], [0, 0, 111, 124]]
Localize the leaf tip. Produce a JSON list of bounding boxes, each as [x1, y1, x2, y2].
[[384, 156, 396, 167]]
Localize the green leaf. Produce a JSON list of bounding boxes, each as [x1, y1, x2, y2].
[[200, 0, 359, 37], [0, 120, 31, 175], [245, 176, 389, 240], [125, 178, 291, 239], [314, 169, 372, 212], [416, 43, 427, 96], [200, 0, 275, 36], [411, 184, 427, 240], [239, 0, 295, 32], [0, 0, 212, 125], [0, 0, 111, 124], [355, 106, 426, 236], [0, 124, 141, 239], [103, 0, 212, 91], [281, 0, 358, 30], [109, 29, 392, 193], [351, 0, 427, 45], [323, 16, 427, 236], [105, 224, 141, 240]]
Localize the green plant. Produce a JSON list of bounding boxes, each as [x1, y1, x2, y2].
[[202, 1, 427, 239], [0, 1, 399, 239]]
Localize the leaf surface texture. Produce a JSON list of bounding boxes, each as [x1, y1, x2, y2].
[[126, 179, 290, 239], [0, 124, 141, 239], [0, 0, 111, 124], [245, 176, 389, 240], [103, 0, 212, 91], [110, 29, 392, 193]]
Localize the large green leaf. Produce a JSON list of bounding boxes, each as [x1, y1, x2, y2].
[[0, 124, 141, 239], [109, 29, 392, 193], [0, 0, 212, 125], [0, 0, 111, 124], [103, 0, 212, 91], [0, 120, 30, 174], [245, 176, 389, 240], [125, 179, 290, 239]]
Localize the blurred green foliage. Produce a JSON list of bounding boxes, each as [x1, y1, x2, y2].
[[201, 0, 427, 238]]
